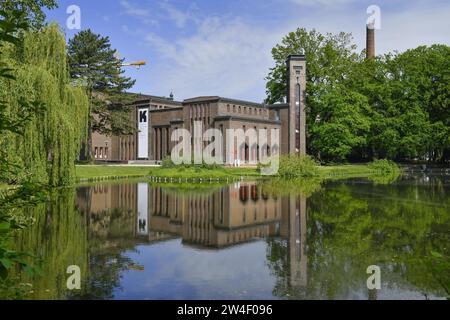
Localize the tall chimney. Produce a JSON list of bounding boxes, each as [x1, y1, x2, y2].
[[366, 26, 375, 59]]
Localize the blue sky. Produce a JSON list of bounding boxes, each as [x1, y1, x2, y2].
[[46, 0, 450, 102]]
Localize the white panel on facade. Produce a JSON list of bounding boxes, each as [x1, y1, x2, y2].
[[138, 108, 149, 159]]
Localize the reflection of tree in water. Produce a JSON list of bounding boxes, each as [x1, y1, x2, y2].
[[266, 238, 298, 298], [74, 206, 143, 300], [74, 246, 136, 300], [11, 190, 89, 300], [13, 186, 143, 300], [266, 177, 449, 300]]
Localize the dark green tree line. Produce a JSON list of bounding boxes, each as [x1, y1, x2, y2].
[[265, 28, 449, 163]]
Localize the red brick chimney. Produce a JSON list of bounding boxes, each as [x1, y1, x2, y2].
[[366, 26, 375, 59]]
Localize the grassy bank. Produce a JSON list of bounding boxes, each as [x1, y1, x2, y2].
[[318, 164, 386, 178], [148, 166, 259, 181], [75, 161, 399, 183], [75, 165, 155, 182], [75, 165, 259, 182]]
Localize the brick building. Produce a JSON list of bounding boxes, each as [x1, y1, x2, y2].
[[91, 55, 307, 163]]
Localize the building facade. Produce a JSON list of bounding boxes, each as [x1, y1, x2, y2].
[[91, 55, 307, 163]]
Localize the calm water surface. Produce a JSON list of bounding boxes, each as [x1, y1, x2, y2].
[[14, 173, 450, 300]]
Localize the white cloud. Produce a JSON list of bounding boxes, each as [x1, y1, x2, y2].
[[159, 1, 197, 28], [145, 17, 287, 101], [120, 0, 149, 17], [119, 0, 158, 26]]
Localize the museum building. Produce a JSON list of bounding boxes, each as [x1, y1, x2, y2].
[[91, 55, 307, 164]]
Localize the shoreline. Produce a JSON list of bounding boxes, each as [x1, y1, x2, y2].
[[74, 163, 398, 184]]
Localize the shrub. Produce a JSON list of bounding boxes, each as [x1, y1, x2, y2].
[[161, 156, 175, 168], [278, 155, 319, 178], [161, 156, 223, 170], [368, 159, 400, 174]]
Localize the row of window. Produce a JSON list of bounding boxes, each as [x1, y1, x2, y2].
[[226, 104, 268, 116], [94, 147, 108, 159]]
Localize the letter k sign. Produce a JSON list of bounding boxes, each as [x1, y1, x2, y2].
[[140, 110, 148, 123]]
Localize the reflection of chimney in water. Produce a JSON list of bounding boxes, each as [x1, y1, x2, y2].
[[366, 25, 375, 59]]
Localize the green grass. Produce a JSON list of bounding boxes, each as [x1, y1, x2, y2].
[[148, 166, 259, 181], [318, 162, 401, 179], [317, 164, 381, 178], [75, 165, 259, 182], [75, 162, 400, 183], [75, 165, 154, 182]]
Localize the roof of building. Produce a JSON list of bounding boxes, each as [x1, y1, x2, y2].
[[183, 96, 265, 108], [127, 92, 182, 105], [129, 93, 270, 109]]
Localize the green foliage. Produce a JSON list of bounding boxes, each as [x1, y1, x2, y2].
[[0, 0, 57, 30], [368, 159, 401, 175], [310, 86, 371, 162], [278, 155, 319, 178], [0, 6, 52, 296], [161, 156, 176, 168], [162, 156, 222, 170], [148, 166, 259, 181], [266, 28, 450, 163], [0, 24, 89, 186], [0, 9, 86, 295]]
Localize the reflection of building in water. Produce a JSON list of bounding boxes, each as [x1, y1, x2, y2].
[[76, 183, 308, 287], [76, 183, 138, 214], [149, 183, 281, 248], [137, 183, 149, 235], [287, 196, 307, 288]]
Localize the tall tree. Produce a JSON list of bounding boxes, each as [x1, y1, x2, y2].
[[67, 29, 136, 160]]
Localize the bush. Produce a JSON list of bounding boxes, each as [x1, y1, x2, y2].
[[368, 159, 400, 174], [161, 156, 222, 170], [278, 155, 319, 178], [161, 156, 176, 168]]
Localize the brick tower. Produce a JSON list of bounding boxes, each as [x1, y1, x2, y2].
[[286, 54, 307, 156], [366, 25, 375, 59]]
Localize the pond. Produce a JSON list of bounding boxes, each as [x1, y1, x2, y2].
[[12, 173, 450, 300]]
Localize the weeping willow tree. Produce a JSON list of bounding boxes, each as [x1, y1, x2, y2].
[[0, 23, 89, 186]]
